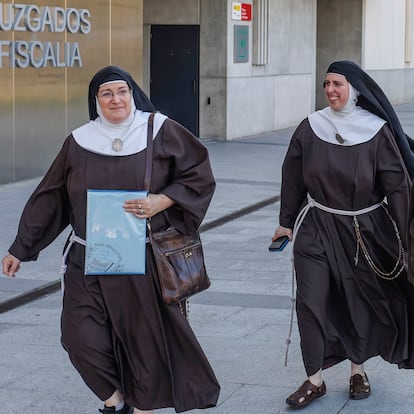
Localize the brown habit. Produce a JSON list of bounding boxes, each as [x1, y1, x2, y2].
[[280, 119, 414, 376], [9, 118, 220, 412]]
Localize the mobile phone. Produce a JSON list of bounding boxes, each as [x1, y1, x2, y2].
[[268, 235, 290, 252]]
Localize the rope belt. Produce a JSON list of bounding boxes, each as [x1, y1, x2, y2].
[[59, 231, 86, 296], [284, 194, 405, 366], [60, 231, 86, 276]]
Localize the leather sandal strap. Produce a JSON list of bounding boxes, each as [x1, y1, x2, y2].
[[290, 380, 319, 399], [287, 379, 326, 407], [350, 373, 370, 393]]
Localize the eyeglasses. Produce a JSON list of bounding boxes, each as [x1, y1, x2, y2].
[[97, 88, 131, 100]]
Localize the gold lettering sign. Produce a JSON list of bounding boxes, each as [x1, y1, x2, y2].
[[0, 2, 91, 68]]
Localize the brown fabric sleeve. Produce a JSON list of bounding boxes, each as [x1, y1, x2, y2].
[[153, 119, 216, 234], [279, 119, 308, 229], [9, 139, 71, 261]]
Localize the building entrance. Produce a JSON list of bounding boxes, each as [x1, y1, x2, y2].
[[150, 25, 200, 136]]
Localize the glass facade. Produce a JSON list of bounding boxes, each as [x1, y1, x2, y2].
[[0, 1, 143, 183]]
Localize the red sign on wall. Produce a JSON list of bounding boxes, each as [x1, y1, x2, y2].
[[241, 3, 252, 21], [232, 2, 252, 21]]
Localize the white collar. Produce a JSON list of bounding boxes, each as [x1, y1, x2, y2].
[[308, 84, 386, 146], [72, 110, 167, 155]]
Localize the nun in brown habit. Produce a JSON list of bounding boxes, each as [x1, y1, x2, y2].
[[2, 66, 220, 414], [272, 61, 414, 409]]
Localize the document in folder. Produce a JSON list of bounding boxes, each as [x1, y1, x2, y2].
[[85, 190, 147, 275]]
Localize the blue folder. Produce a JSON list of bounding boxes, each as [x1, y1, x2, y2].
[[85, 190, 147, 275]]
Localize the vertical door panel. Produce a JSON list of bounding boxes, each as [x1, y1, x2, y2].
[[150, 25, 199, 136]]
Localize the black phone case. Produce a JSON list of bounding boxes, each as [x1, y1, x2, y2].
[[268, 236, 289, 251]]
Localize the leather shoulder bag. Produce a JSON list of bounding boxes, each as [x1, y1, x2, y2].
[[144, 113, 211, 304]]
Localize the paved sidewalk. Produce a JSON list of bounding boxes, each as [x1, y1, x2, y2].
[[0, 102, 414, 413]]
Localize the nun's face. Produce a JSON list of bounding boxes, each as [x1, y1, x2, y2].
[[323, 73, 349, 111], [97, 81, 132, 123]]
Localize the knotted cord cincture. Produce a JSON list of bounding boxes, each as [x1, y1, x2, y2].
[[283, 194, 392, 366]]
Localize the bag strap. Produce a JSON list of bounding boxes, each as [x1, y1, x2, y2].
[[143, 112, 155, 192]]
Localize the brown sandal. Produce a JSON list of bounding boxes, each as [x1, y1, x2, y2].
[[350, 373, 371, 399], [286, 379, 327, 408]]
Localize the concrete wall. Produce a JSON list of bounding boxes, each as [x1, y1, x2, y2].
[[143, 0, 199, 24], [225, 0, 316, 139], [316, 0, 362, 109], [199, 0, 228, 139], [143, 0, 316, 139], [143, 0, 414, 141], [315, 0, 414, 108], [365, 68, 414, 104], [363, 0, 414, 104], [363, 0, 410, 69]]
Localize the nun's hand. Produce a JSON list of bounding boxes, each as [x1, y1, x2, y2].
[[272, 226, 292, 241], [2, 254, 21, 277], [124, 193, 175, 219]]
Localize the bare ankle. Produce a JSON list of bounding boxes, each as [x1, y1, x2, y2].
[[308, 369, 323, 387], [105, 389, 123, 407], [351, 363, 365, 376]]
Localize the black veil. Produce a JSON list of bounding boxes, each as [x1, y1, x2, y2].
[[88, 66, 155, 120], [327, 61, 414, 177]]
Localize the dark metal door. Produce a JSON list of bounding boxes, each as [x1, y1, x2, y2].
[[150, 25, 200, 136]]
